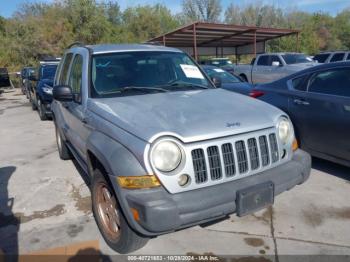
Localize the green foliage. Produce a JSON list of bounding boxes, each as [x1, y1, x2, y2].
[[180, 0, 222, 23]]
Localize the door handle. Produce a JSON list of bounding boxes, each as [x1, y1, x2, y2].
[[293, 99, 310, 106], [81, 117, 87, 124]]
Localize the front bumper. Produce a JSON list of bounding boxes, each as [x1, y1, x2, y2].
[[112, 149, 311, 237]]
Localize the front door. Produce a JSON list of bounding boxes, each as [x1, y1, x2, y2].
[[64, 54, 89, 162]]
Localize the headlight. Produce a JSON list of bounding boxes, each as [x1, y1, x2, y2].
[[151, 141, 182, 172], [43, 86, 53, 95], [277, 117, 292, 144]]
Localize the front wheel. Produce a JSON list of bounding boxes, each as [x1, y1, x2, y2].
[[55, 124, 71, 160], [91, 169, 149, 253]]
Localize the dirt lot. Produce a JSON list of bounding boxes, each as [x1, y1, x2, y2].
[[1, 89, 350, 259]]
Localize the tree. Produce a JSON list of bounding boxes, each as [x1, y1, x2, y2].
[[181, 0, 222, 23], [122, 5, 180, 42]]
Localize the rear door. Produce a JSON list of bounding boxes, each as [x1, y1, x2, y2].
[[288, 67, 350, 161]]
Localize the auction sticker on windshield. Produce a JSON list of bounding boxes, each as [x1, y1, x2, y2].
[[180, 64, 204, 79]]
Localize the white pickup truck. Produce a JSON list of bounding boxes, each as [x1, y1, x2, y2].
[[233, 53, 317, 84]]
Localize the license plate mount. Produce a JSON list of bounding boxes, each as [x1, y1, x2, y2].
[[236, 182, 274, 217]]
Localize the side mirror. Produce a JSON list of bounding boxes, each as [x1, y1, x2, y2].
[[211, 76, 222, 88], [272, 61, 281, 67], [53, 85, 73, 102]]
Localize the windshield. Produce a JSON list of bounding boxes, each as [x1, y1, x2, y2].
[[41, 65, 58, 80], [204, 67, 241, 83], [91, 51, 213, 97], [282, 54, 313, 65]]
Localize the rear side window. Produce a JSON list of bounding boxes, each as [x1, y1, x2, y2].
[[313, 54, 329, 63], [59, 53, 73, 85], [68, 55, 83, 96], [291, 75, 308, 91], [347, 53, 350, 61], [330, 53, 345, 63], [308, 68, 350, 97], [257, 56, 269, 66]]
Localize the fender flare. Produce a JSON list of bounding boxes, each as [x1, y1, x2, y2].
[[86, 131, 147, 178]]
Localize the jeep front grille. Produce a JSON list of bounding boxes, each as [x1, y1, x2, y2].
[[191, 133, 280, 184]]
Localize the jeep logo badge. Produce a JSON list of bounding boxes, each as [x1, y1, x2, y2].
[[226, 122, 241, 128]]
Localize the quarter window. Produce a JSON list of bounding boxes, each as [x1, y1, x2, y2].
[[59, 53, 73, 85], [308, 68, 350, 97], [291, 75, 308, 91], [68, 55, 83, 95]]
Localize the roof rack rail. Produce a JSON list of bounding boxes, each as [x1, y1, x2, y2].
[[66, 42, 93, 55]]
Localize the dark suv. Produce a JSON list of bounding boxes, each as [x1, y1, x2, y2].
[[29, 60, 59, 120]]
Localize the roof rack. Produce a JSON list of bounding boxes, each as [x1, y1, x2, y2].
[[67, 42, 86, 49], [67, 42, 93, 55]]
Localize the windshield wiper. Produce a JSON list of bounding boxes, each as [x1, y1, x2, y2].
[[157, 81, 209, 90], [119, 86, 169, 93]]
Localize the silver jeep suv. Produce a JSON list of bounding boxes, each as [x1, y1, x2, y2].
[[52, 43, 311, 253]]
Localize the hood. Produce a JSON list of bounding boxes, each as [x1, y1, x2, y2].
[[88, 89, 283, 143]]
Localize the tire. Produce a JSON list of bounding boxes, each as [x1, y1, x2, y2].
[[91, 169, 149, 253], [55, 124, 71, 160], [38, 99, 48, 121], [31, 97, 37, 110]]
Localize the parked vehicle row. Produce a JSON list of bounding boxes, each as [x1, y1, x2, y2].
[[21, 59, 60, 120], [313, 51, 350, 64]]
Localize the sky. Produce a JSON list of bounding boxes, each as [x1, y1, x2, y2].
[[0, 0, 349, 18]]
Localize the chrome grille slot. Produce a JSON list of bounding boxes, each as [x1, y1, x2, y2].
[[259, 136, 270, 166], [248, 138, 260, 170], [207, 146, 222, 180], [222, 143, 235, 177], [235, 141, 248, 174], [269, 133, 279, 163], [191, 149, 208, 183]]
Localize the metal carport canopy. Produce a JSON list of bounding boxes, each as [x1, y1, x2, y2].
[[147, 22, 300, 60]]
